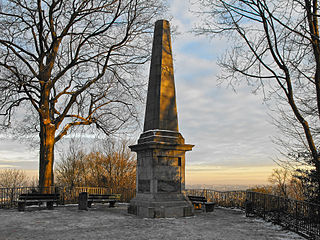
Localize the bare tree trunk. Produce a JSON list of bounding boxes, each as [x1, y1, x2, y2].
[[39, 121, 55, 192]]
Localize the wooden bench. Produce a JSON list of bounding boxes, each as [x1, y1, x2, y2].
[[187, 195, 215, 212], [188, 195, 207, 210], [17, 193, 60, 211], [87, 194, 121, 208]]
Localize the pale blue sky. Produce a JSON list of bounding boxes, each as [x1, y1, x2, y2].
[[169, 0, 279, 184], [0, 0, 280, 185]]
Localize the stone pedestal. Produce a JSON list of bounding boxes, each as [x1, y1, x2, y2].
[[128, 130, 194, 218]]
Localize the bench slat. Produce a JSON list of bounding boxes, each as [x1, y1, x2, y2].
[[187, 195, 207, 203], [18, 199, 56, 202], [85, 194, 121, 208], [18, 193, 60, 211], [88, 194, 120, 200], [19, 196, 59, 200], [19, 194, 59, 199]]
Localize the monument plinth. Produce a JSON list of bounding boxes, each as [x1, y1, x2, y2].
[[128, 20, 194, 218]]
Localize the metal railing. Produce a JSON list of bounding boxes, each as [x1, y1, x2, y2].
[[2, 186, 319, 238], [60, 186, 135, 204], [187, 189, 320, 239], [0, 186, 135, 208], [247, 191, 320, 239], [0, 186, 58, 208], [185, 189, 246, 208]]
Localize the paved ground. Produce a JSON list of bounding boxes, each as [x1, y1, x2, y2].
[[0, 204, 306, 240]]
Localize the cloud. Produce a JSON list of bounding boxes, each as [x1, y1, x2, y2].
[[0, 0, 281, 186], [0, 139, 38, 170], [168, 0, 279, 173], [0, 164, 17, 168]]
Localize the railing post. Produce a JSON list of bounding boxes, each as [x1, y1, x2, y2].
[[295, 201, 298, 232], [252, 192, 255, 214], [317, 205, 320, 236], [277, 196, 280, 224], [62, 187, 65, 205], [263, 194, 266, 219]]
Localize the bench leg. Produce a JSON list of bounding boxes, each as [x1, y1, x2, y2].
[[18, 202, 25, 211], [193, 203, 202, 210], [47, 202, 54, 210], [109, 201, 116, 208], [87, 201, 92, 208], [205, 203, 215, 212]]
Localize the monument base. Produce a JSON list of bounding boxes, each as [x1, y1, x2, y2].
[[128, 193, 194, 218]]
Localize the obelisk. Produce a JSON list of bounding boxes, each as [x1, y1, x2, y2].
[[128, 20, 194, 218]]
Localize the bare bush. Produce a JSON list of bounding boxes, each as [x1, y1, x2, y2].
[[55, 139, 136, 189], [0, 168, 29, 188]]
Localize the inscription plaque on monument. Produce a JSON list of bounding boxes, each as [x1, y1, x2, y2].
[[157, 180, 180, 192], [128, 20, 194, 218]]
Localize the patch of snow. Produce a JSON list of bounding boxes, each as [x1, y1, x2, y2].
[[0, 205, 307, 240]]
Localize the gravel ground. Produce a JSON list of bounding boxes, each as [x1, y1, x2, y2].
[[0, 204, 306, 240]]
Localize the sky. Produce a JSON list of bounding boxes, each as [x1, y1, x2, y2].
[[0, 0, 281, 187], [168, 0, 279, 186]]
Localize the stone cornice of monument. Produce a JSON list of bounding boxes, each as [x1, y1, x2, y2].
[[130, 19, 194, 152]]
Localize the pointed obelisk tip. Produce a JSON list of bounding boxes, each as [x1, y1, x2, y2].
[[143, 19, 178, 132]]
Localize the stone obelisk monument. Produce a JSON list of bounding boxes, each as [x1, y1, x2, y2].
[[128, 20, 194, 218]]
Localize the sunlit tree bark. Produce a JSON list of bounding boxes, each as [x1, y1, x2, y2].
[[0, 0, 165, 191]]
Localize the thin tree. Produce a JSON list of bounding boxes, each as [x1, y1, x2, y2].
[[195, 0, 320, 201], [55, 139, 136, 189], [96, 139, 136, 190], [55, 141, 89, 188], [0, 168, 29, 188], [268, 168, 290, 197], [0, 168, 30, 204], [0, 1, 165, 190]]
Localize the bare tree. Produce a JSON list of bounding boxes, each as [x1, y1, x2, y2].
[[55, 141, 89, 187], [268, 168, 290, 197], [0, 1, 165, 190], [194, 0, 320, 201], [91, 139, 136, 190], [55, 139, 136, 189], [288, 173, 305, 201], [250, 168, 305, 200], [0, 168, 29, 188]]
